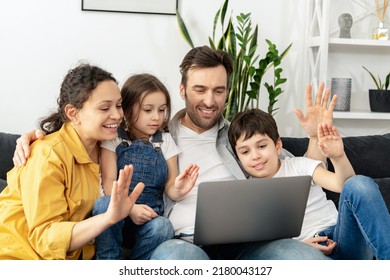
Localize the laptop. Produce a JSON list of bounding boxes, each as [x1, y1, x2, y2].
[[193, 176, 311, 245]]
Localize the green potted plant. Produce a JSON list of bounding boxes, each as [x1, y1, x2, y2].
[[362, 66, 390, 112], [176, 0, 292, 120]]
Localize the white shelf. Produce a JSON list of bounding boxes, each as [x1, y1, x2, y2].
[[306, 0, 390, 136], [328, 38, 390, 46], [334, 111, 390, 120], [307, 37, 390, 48]]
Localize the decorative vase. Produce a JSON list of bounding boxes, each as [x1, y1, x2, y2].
[[369, 90, 390, 112], [372, 21, 389, 40], [331, 78, 352, 111]]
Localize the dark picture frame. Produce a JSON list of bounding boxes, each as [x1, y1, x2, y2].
[[81, 0, 178, 16]]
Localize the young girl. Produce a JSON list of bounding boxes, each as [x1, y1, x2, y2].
[[92, 73, 199, 260]]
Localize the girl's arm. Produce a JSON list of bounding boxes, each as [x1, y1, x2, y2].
[[312, 124, 355, 193], [100, 147, 118, 195], [164, 156, 199, 201]]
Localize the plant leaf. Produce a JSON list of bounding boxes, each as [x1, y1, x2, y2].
[[212, 7, 221, 42], [227, 19, 237, 60], [176, 0, 291, 120], [176, 9, 194, 48], [378, 76, 383, 90], [280, 42, 293, 60], [362, 66, 381, 90], [208, 37, 216, 50], [220, 0, 229, 27]]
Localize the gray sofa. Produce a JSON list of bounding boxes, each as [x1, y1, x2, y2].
[[1, 131, 390, 213]]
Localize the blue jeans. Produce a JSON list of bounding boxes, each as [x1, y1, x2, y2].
[[318, 175, 390, 260], [150, 239, 330, 260], [92, 196, 174, 260]]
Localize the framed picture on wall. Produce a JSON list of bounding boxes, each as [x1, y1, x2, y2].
[[82, 0, 178, 15]]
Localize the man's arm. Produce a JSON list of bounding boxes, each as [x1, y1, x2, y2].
[[294, 82, 337, 163], [13, 129, 45, 166]]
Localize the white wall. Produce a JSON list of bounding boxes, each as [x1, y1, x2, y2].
[[0, 0, 310, 136]]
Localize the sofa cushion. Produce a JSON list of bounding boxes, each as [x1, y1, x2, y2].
[[281, 135, 390, 212], [0, 132, 20, 181], [281, 137, 308, 157], [282, 133, 390, 179], [342, 133, 390, 179]]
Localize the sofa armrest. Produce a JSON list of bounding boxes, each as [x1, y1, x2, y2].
[[0, 132, 20, 182]]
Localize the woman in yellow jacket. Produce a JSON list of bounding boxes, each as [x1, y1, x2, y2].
[[0, 64, 143, 259]]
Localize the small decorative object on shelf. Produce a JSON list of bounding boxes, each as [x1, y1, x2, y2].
[[331, 78, 352, 111], [372, 0, 389, 40], [369, 89, 390, 112], [338, 13, 353, 38], [373, 21, 389, 40], [362, 66, 390, 112]]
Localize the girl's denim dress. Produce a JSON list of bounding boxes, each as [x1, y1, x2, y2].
[[116, 127, 168, 215], [92, 128, 174, 259]]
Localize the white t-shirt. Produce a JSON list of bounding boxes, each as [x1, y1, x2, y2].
[[274, 157, 338, 241], [168, 123, 236, 240], [101, 132, 181, 161]]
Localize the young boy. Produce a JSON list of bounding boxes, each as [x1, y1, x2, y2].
[[228, 108, 390, 260]]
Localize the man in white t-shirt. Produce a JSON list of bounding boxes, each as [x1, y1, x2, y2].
[[150, 46, 335, 260]]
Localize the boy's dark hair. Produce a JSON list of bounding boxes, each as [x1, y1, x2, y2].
[[228, 108, 280, 153], [179, 45, 233, 89]]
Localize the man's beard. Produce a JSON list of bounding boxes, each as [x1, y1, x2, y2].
[[184, 93, 221, 130]]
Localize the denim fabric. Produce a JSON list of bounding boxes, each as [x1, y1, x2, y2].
[[92, 196, 174, 260], [150, 238, 330, 260], [150, 239, 210, 260], [116, 130, 168, 215], [318, 175, 390, 260], [92, 130, 172, 259], [92, 196, 125, 259]]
